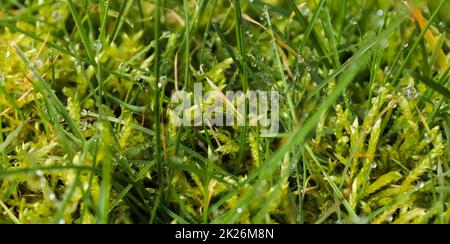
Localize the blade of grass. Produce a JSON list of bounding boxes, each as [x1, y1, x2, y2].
[[411, 71, 450, 99], [307, 11, 408, 100], [66, 0, 95, 62], [110, 0, 134, 43], [233, 0, 249, 172], [391, 0, 446, 87], [12, 43, 84, 140], [150, 0, 163, 224]]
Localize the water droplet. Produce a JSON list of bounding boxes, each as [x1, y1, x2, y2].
[[417, 181, 425, 189], [49, 193, 56, 200], [93, 39, 103, 52], [351, 19, 358, 25], [59, 219, 65, 224], [252, 62, 257, 67], [237, 208, 242, 214], [159, 76, 166, 86], [301, 7, 311, 16], [371, 162, 377, 169], [126, 19, 134, 29], [387, 215, 393, 222], [4, 50, 10, 58], [298, 56, 305, 64], [377, 86, 383, 94], [35, 59, 43, 68], [52, 11, 61, 21], [161, 31, 171, 39], [424, 133, 431, 143], [36, 170, 44, 177], [306, 66, 312, 72], [405, 84, 418, 99], [40, 178, 46, 188], [0, 71, 4, 83], [403, 43, 409, 49], [380, 38, 389, 48], [277, 14, 283, 20], [80, 120, 88, 131], [377, 9, 384, 16]]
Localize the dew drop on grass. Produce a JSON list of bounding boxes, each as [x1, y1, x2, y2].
[[36, 170, 44, 177], [59, 219, 65, 224], [237, 208, 242, 214], [380, 38, 389, 48], [94, 39, 103, 52], [387, 215, 393, 222], [301, 7, 311, 16], [405, 84, 418, 99], [298, 56, 305, 64], [431, 164, 437, 171], [377, 9, 384, 16], [277, 14, 283, 20], [126, 20, 134, 29], [417, 181, 425, 189], [49, 193, 56, 200], [81, 120, 88, 131], [40, 178, 46, 188], [35, 59, 43, 68], [403, 43, 409, 49], [161, 31, 171, 39], [424, 133, 431, 143], [371, 162, 377, 169], [4, 50, 10, 58], [52, 11, 61, 21]]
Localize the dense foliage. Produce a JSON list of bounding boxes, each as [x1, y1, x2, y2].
[[0, 0, 449, 224]]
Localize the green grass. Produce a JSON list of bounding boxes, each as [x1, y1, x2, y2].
[[0, 0, 449, 224]]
